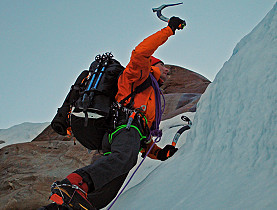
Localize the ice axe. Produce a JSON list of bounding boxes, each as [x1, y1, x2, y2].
[[167, 116, 192, 157], [152, 2, 186, 29]]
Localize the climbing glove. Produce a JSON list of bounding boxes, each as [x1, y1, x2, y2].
[[168, 16, 186, 34], [157, 145, 178, 161]]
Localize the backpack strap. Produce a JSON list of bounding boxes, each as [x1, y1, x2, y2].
[[119, 75, 152, 107]]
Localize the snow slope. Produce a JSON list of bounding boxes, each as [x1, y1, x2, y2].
[[111, 3, 277, 210], [0, 122, 49, 149]]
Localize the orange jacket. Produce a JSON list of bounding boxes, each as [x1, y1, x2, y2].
[[115, 26, 173, 159]]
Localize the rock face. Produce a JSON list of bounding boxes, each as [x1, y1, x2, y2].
[[163, 93, 202, 119], [33, 124, 69, 142], [162, 65, 211, 94], [0, 140, 101, 210], [0, 64, 210, 209], [161, 65, 211, 119]]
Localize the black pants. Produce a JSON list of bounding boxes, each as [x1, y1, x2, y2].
[[80, 126, 141, 209]]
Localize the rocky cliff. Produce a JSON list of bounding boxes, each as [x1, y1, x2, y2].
[[162, 65, 210, 119]]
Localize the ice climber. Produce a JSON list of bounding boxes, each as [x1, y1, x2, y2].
[[41, 16, 185, 210]]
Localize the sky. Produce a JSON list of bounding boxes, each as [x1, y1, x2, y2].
[[0, 0, 276, 129]]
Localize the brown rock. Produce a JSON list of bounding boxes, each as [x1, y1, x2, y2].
[[162, 93, 202, 120], [161, 65, 211, 119], [33, 124, 70, 142], [0, 141, 101, 210], [162, 65, 211, 94]]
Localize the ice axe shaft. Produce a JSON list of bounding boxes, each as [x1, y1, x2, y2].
[[152, 2, 183, 22], [167, 116, 192, 157]]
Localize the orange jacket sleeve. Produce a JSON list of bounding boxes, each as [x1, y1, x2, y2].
[[122, 26, 173, 86]]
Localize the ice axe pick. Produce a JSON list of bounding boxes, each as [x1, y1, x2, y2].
[[152, 2, 186, 29]]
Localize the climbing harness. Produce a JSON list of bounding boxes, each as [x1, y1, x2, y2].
[[108, 124, 147, 144]]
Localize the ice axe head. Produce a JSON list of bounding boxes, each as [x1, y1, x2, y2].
[[152, 2, 186, 29]]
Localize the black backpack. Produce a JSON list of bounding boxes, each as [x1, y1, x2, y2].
[[51, 53, 152, 150]]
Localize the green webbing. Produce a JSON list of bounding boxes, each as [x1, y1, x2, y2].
[[108, 124, 146, 144], [103, 152, 112, 156], [143, 116, 148, 124]]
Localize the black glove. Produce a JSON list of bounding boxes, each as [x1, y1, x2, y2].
[[51, 107, 70, 136], [157, 145, 178, 161], [168, 16, 186, 34]]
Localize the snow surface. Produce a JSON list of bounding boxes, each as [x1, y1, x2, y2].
[[0, 122, 49, 149], [109, 3, 277, 210]]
